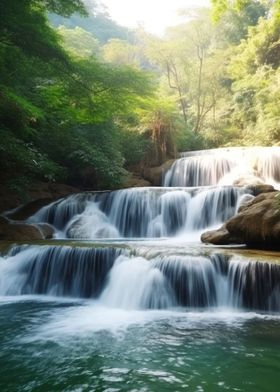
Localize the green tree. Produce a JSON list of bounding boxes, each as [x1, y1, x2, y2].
[[0, 0, 154, 191], [103, 39, 140, 66], [57, 26, 100, 57], [135, 96, 181, 165]]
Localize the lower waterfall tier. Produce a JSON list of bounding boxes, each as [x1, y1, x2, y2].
[[1, 244, 279, 312]]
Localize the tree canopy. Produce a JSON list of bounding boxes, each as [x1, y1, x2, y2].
[[1, 0, 280, 194]]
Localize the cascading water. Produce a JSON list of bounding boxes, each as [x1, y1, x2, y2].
[[0, 245, 123, 298], [25, 147, 280, 240], [2, 147, 280, 391], [2, 147, 279, 313], [164, 154, 235, 187], [100, 255, 174, 310], [164, 146, 280, 187], [1, 245, 279, 312], [28, 186, 251, 239]]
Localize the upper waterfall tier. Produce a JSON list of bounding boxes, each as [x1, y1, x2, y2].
[[163, 147, 280, 187], [28, 186, 251, 239]]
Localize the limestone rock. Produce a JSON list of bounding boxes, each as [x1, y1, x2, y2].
[[0, 219, 44, 241], [237, 194, 255, 211], [201, 191, 280, 248], [0, 182, 80, 215], [122, 175, 151, 188], [6, 198, 53, 221], [201, 226, 241, 245], [233, 175, 265, 187], [27, 182, 80, 200], [249, 184, 275, 196], [142, 160, 174, 186], [37, 224, 55, 239], [226, 192, 280, 247]]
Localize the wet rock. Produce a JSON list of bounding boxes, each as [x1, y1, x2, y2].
[[201, 191, 280, 249], [233, 175, 265, 187], [37, 224, 54, 239], [0, 182, 80, 215], [142, 160, 174, 186], [227, 192, 280, 247], [238, 191, 276, 213], [249, 184, 275, 196], [237, 194, 255, 211], [0, 219, 44, 241], [6, 198, 53, 221], [122, 175, 151, 188], [201, 226, 241, 245], [27, 182, 80, 200]]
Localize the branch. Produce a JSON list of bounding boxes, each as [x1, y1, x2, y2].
[[166, 63, 178, 90]]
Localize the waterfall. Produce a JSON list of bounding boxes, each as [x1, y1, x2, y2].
[[28, 186, 251, 239], [100, 255, 174, 309], [25, 147, 280, 240], [164, 147, 280, 187], [3, 147, 279, 316], [28, 193, 97, 230], [164, 155, 235, 187], [0, 245, 124, 298], [1, 245, 279, 312], [153, 255, 217, 307]]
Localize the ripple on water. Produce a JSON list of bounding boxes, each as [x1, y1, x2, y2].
[[0, 301, 279, 392]]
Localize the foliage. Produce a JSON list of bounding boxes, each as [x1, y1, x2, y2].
[[211, 0, 268, 22], [49, 1, 133, 44], [141, 1, 280, 148], [0, 0, 153, 191], [0, 129, 65, 184], [103, 39, 140, 66], [1, 0, 280, 195], [57, 26, 100, 57], [135, 96, 182, 165], [217, 4, 280, 145]]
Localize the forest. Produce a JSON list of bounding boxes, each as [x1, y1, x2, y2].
[[1, 0, 280, 194]]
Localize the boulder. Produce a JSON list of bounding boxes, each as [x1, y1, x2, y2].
[[233, 175, 265, 187], [142, 160, 174, 186], [0, 219, 43, 241], [122, 174, 151, 188], [249, 184, 275, 196], [226, 192, 280, 247], [237, 194, 255, 211], [27, 182, 80, 200], [0, 182, 80, 215], [238, 191, 276, 213], [0, 216, 54, 240], [201, 191, 280, 248], [6, 198, 53, 221], [37, 224, 55, 239], [201, 226, 241, 245]]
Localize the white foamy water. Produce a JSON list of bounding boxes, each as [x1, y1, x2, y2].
[[27, 186, 249, 240], [1, 245, 279, 313], [20, 301, 280, 344], [25, 148, 280, 241], [164, 147, 280, 188]]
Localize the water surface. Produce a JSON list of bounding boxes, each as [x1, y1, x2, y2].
[[1, 298, 279, 392]]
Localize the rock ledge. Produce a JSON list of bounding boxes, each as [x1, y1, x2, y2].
[[201, 191, 280, 249]]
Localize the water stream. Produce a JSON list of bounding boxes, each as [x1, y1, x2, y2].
[[1, 147, 280, 391]]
